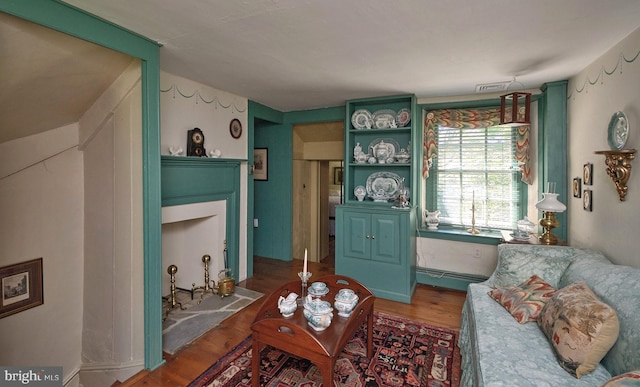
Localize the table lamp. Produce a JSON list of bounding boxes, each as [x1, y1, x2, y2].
[[535, 192, 566, 245]]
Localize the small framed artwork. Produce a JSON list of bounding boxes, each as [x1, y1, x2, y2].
[[229, 119, 242, 139], [573, 177, 582, 198], [253, 148, 268, 181], [0, 258, 43, 319], [583, 163, 593, 185], [333, 167, 343, 185], [583, 189, 593, 212]]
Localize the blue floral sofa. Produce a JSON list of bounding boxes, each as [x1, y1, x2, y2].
[[458, 244, 640, 386]]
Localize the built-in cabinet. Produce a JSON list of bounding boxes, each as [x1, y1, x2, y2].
[[336, 206, 416, 303], [336, 94, 418, 303]]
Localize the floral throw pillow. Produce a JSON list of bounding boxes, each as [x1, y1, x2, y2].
[[537, 281, 620, 378], [602, 370, 640, 386], [488, 275, 556, 323]]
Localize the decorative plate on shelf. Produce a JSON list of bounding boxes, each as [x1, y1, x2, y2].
[[396, 108, 411, 127], [372, 109, 397, 128], [366, 171, 403, 202], [351, 109, 373, 129], [354, 185, 366, 198], [607, 111, 629, 150]]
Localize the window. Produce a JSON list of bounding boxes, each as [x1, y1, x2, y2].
[[423, 107, 528, 231]]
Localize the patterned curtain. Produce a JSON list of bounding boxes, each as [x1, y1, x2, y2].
[[422, 107, 532, 184]]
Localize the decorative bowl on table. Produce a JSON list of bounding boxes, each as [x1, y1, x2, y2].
[[308, 282, 329, 297], [303, 296, 333, 331], [334, 289, 359, 317]]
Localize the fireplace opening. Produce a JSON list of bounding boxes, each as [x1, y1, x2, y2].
[[161, 200, 226, 295]]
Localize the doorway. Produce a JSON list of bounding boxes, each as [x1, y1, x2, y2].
[[291, 122, 344, 264]]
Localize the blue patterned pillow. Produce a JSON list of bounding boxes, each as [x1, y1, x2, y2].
[[487, 246, 575, 289]]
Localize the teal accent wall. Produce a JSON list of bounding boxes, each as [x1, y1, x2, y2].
[[0, 1, 164, 370], [250, 105, 344, 262], [161, 157, 242, 281], [539, 81, 568, 241]]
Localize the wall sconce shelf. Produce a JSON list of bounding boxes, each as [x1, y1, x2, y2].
[[594, 149, 636, 201]]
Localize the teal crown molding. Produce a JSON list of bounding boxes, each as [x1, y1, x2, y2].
[[569, 47, 640, 99], [161, 84, 247, 113]]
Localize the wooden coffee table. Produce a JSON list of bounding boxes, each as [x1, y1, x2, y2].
[[250, 274, 375, 386]]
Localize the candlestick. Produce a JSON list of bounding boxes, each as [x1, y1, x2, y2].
[[303, 248, 308, 276], [297, 270, 312, 305]]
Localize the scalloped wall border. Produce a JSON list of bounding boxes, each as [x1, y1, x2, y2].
[[569, 47, 640, 100], [160, 83, 247, 113]]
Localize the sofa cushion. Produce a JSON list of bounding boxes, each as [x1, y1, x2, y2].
[[560, 256, 640, 376], [537, 281, 619, 378], [459, 282, 612, 386], [488, 275, 556, 323], [602, 370, 640, 386], [486, 245, 578, 289]]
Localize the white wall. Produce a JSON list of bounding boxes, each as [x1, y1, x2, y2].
[[0, 123, 84, 386], [79, 61, 144, 386], [567, 27, 640, 268], [160, 72, 249, 280]]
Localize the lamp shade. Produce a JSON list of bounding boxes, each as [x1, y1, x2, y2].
[[500, 91, 531, 125], [535, 193, 566, 212]]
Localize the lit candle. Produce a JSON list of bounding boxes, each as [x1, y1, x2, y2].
[[303, 248, 308, 275]]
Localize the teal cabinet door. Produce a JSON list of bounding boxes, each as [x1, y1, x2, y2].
[[371, 213, 400, 264], [344, 212, 370, 260]]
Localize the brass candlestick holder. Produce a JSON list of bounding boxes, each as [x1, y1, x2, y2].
[[298, 271, 312, 305], [192, 254, 215, 304], [467, 200, 480, 235], [163, 264, 186, 321]]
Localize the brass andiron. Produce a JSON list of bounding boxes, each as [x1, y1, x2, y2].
[[163, 264, 186, 321], [192, 254, 215, 304]]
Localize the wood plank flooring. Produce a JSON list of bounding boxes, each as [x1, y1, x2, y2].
[[122, 255, 467, 386]]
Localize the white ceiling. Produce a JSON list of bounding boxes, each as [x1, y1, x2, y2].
[[61, 0, 640, 112], [3, 1, 640, 143]]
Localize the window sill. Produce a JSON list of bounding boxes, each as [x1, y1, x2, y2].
[[416, 226, 502, 245]]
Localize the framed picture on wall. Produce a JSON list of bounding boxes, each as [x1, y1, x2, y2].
[[573, 177, 582, 198], [0, 258, 43, 319], [253, 148, 268, 181], [583, 189, 593, 211], [583, 163, 593, 185], [333, 167, 343, 185]]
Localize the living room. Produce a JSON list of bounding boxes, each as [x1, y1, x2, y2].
[[1, 1, 640, 386]]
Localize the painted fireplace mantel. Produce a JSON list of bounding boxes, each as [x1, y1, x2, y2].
[[161, 156, 244, 281]]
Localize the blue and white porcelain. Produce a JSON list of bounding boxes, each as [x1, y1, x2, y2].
[[334, 289, 359, 317], [308, 282, 328, 296], [303, 296, 333, 331], [277, 292, 298, 317]]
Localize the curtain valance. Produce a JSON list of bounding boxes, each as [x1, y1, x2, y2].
[[422, 107, 531, 184]]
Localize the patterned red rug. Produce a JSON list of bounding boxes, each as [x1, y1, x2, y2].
[[189, 312, 460, 387]]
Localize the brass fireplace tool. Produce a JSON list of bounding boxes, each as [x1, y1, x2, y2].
[[192, 241, 235, 302], [163, 264, 186, 321]]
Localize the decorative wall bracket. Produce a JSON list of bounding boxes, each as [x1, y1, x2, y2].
[[594, 149, 636, 201]]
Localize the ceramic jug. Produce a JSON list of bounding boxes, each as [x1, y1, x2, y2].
[[277, 292, 298, 317]]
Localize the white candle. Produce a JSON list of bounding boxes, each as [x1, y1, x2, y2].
[[303, 248, 308, 275]]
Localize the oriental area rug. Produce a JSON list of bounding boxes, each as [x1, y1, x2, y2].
[[189, 312, 460, 387]]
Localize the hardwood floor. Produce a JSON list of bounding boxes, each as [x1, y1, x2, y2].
[[122, 255, 467, 386]]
